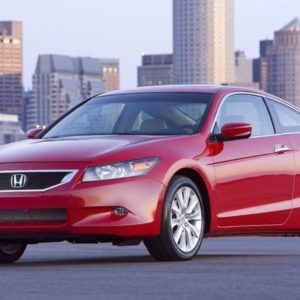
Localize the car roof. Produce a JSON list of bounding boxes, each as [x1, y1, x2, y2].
[[104, 85, 221, 95], [97, 84, 300, 111], [102, 84, 275, 99]]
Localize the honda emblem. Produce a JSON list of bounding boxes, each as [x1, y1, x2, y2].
[[11, 174, 27, 189]]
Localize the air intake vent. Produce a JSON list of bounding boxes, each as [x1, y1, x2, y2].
[[0, 209, 67, 223]]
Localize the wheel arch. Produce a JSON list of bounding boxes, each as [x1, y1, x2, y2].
[[172, 168, 211, 234]]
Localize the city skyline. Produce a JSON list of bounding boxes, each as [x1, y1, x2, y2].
[[2, 0, 300, 90], [29, 54, 104, 129], [266, 18, 300, 106]]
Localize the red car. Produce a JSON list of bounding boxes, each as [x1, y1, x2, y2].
[[0, 85, 299, 263]]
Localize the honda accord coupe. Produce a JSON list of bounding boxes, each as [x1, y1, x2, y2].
[[0, 85, 300, 263]]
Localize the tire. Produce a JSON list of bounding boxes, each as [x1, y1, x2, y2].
[[0, 243, 27, 264], [144, 176, 205, 261]]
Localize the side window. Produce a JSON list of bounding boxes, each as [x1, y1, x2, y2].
[[215, 95, 274, 137], [267, 99, 300, 133]]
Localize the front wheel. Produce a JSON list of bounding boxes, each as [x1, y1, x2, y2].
[[144, 176, 205, 261], [0, 243, 27, 264]]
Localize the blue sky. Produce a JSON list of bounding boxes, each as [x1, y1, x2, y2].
[[1, 0, 300, 89]]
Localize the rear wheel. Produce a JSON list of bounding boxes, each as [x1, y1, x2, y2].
[[144, 176, 205, 261], [0, 243, 27, 264]]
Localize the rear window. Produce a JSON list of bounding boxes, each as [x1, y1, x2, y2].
[[267, 99, 300, 133]]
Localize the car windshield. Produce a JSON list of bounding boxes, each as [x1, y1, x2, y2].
[[42, 92, 213, 138]]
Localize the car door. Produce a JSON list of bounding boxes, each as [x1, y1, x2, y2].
[[266, 98, 300, 222], [212, 94, 294, 227]]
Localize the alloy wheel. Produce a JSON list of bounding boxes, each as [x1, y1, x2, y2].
[[170, 186, 203, 253]]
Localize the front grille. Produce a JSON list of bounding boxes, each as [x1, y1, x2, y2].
[[0, 209, 67, 223], [0, 170, 76, 191]]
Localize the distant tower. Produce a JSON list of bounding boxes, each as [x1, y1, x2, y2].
[[0, 21, 23, 120], [267, 18, 300, 106], [235, 51, 253, 83], [137, 54, 174, 87], [30, 55, 105, 128], [227, 50, 258, 89], [173, 0, 235, 85], [253, 40, 274, 91], [99, 59, 120, 92]]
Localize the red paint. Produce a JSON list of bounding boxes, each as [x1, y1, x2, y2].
[[26, 128, 43, 139], [221, 123, 252, 140], [1, 85, 300, 242]]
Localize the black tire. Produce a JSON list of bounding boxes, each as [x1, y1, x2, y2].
[[0, 243, 27, 264], [144, 176, 205, 261]]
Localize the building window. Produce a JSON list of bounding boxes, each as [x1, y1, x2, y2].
[[4, 134, 14, 144]]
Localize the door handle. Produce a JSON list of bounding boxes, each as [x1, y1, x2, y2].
[[274, 144, 290, 153]]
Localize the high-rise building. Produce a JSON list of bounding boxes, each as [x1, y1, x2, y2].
[[23, 89, 34, 131], [137, 54, 174, 87], [266, 18, 300, 106], [28, 54, 106, 129], [99, 59, 120, 92], [253, 40, 273, 91], [226, 51, 259, 89], [0, 21, 23, 120], [235, 51, 253, 83], [173, 0, 235, 85]]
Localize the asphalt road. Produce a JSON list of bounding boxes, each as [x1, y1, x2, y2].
[[1, 237, 300, 300]]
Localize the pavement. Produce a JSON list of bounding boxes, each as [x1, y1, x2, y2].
[[1, 237, 300, 300]]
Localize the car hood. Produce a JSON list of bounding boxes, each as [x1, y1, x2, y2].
[[0, 136, 169, 163]]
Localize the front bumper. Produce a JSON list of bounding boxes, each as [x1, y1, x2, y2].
[[0, 163, 165, 241]]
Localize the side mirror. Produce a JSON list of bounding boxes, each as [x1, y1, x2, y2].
[[27, 128, 43, 139], [220, 123, 252, 141]]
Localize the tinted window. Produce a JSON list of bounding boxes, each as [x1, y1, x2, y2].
[[132, 111, 153, 131], [214, 94, 274, 137], [47, 103, 125, 137], [267, 99, 300, 133], [42, 93, 212, 138]]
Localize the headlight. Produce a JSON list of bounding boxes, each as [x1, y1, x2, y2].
[[82, 157, 160, 182]]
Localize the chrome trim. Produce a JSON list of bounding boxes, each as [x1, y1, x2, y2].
[[209, 91, 300, 139], [10, 174, 27, 189], [0, 169, 78, 193], [274, 145, 290, 153]]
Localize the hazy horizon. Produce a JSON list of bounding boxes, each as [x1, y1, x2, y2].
[[1, 0, 300, 89]]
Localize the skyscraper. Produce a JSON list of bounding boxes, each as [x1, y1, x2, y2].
[[253, 40, 273, 91], [28, 54, 106, 129], [99, 59, 120, 92], [234, 51, 253, 83], [137, 54, 174, 87], [173, 0, 235, 85], [267, 18, 300, 106], [226, 50, 258, 89], [0, 21, 23, 120]]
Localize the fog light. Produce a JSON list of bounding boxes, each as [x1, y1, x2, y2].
[[113, 207, 128, 217]]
